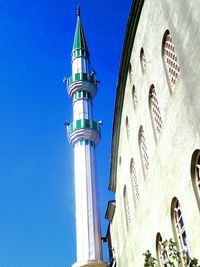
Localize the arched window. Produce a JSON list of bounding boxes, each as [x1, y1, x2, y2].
[[129, 62, 132, 73], [191, 149, 200, 209], [128, 62, 133, 82], [123, 185, 131, 230], [156, 233, 168, 267], [132, 85, 137, 110], [139, 126, 149, 178], [125, 116, 130, 138], [130, 158, 139, 205], [140, 47, 146, 74], [106, 224, 116, 267], [162, 30, 180, 91], [171, 198, 190, 263], [119, 156, 122, 166], [149, 85, 163, 141]]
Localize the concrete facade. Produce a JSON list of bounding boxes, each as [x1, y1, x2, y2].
[[108, 0, 200, 266]]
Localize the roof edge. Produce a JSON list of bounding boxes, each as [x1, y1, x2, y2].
[[72, 13, 89, 53], [109, 0, 145, 192]]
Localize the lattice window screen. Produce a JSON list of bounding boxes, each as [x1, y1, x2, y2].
[[130, 158, 139, 200], [123, 186, 131, 227], [132, 85, 137, 110], [139, 128, 149, 177], [164, 32, 180, 88], [149, 86, 163, 140], [140, 48, 146, 73]]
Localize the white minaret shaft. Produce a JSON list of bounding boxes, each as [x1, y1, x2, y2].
[[66, 7, 106, 267]]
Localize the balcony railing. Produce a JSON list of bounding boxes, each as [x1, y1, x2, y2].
[[68, 119, 100, 134], [67, 72, 96, 86]]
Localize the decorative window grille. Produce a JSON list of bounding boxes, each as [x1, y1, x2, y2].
[[191, 150, 200, 209], [123, 185, 131, 229], [173, 199, 190, 261], [149, 85, 163, 141], [130, 158, 139, 201], [163, 31, 180, 89], [139, 127, 149, 178], [132, 85, 137, 110], [140, 48, 146, 73]]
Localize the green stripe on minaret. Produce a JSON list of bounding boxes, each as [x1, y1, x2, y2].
[[72, 15, 88, 52]]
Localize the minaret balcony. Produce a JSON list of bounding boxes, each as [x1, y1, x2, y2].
[[71, 48, 89, 60], [67, 119, 101, 145], [67, 73, 97, 97]]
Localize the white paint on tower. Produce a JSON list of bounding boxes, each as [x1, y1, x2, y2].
[[65, 6, 107, 267]]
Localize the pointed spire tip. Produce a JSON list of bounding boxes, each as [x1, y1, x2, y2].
[[77, 5, 80, 16]]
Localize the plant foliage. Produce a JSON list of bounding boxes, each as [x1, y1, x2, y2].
[[143, 239, 200, 267]]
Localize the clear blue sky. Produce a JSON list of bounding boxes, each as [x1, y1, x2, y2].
[[0, 0, 131, 266]]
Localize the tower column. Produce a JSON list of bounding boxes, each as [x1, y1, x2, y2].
[[74, 141, 101, 261]]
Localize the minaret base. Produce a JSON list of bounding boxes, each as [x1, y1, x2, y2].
[[72, 260, 108, 267]]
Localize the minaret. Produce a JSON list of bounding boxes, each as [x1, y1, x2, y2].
[[66, 7, 107, 267]]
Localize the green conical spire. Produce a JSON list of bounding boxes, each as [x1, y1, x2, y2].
[[72, 6, 89, 54]]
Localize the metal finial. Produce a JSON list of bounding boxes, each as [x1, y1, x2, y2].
[[77, 5, 80, 16]]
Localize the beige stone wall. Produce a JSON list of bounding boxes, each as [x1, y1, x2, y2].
[[110, 0, 200, 266]]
